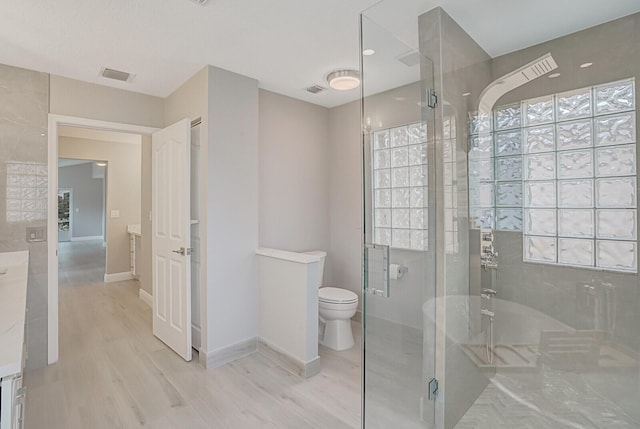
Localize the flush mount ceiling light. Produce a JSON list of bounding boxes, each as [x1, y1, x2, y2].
[[96, 161, 107, 167], [362, 49, 375, 56], [327, 69, 360, 91]]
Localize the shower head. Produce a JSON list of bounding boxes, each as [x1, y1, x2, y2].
[[477, 53, 558, 116]]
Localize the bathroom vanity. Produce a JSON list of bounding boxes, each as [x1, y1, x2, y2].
[[0, 251, 29, 429]]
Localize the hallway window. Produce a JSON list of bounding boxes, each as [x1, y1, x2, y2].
[[372, 122, 428, 251]]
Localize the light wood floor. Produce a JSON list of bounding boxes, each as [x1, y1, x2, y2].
[[25, 240, 361, 428]]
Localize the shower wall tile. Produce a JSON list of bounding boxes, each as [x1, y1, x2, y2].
[[0, 63, 49, 370]]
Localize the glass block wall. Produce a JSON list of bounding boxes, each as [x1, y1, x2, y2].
[[469, 78, 637, 272], [372, 122, 428, 250]]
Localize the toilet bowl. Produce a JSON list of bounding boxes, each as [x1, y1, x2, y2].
[[304, 251, 358, 351]]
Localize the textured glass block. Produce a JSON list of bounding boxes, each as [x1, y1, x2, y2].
[[391, 167, 410, 187], [496, 182, 522, 207], [444, 208, 455, 232], [497, 208, 522, 231], [373, 149, 390, 169], [558, 238, 594, 266], [410, 187, 426, 208], [22, 176, 36, 187], [410, 208, 427, 229], [596, 145, 636, 177], [375, 228, 391, 246], [471, 208, 494, 229], [525, 154, 555, 180], [444, 163, 455, 184], [408, 143, 428, 165], [470, 183, 494, 207], [373, 130, 389, 150], [390, 126, 408, 147], [525, 125, 555, 153], [469, 160, 493, 181], [496, 156, 522, 181], [525, 181, 555, 208], [558, 209, 594, 238], [443, 139, 453, 162], [596, 178, 636, 208], [597, 240, 636, 271], [557, 88, 592, 121], [392, 188, 410, 208], [525, 209, 556, 236], [596, 210, 636, 240], [375, 189, 391, 208], [375, 209, 391, 228], [558, 180, 593, 208], [6, 199, 20, 211], [557, 150, 593, 179], [392, 209, 410, 228], [408, 122, 427, 144], [410, 165, 427, 187], [374, 169, 390, 188], [595, 113, 635, 146], [524, 96, 554, 126], [469, 112, 491, 134], [524, 236, 556, 262], [494, 104, 522, 130], [443, 117, 456, 140], [595, 80, 635, 115], [391, 147, 409, 167], [6, 188, 20, 199], [495, 131, 522, 157], [22, 188, 35, 199], [557, 120, 592, 150], [469, 136, 492, 159], [392, 229, 412, 249], [410, 230, 428, 251]]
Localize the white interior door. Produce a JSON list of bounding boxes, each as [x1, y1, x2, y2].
[[152, 118, 192, 361]]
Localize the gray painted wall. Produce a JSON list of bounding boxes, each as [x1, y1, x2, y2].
[[58, 162, 104, 239]]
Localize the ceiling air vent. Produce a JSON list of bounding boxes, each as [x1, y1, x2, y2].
[[397, 51, 421, 67], [100, 67, 134, 82], [306, 84, 326, 94]]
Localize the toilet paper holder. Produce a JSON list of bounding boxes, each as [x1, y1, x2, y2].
[[389, 263, 408, 280]]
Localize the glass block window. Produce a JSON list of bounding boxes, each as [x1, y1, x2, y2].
[[372, 122, 428, 251], [469, 78, 637, 272], [6, 161, 48, 222]]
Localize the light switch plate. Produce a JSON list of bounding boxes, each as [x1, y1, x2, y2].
[[111, 210, 120, 218]]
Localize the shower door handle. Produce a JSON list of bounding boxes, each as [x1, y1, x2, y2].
[[364, 243, 390, 298]]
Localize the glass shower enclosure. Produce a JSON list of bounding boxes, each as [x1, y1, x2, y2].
[[361, 3, 640, 429]]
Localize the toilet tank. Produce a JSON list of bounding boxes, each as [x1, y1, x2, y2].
[[304, 250, 326, 288]]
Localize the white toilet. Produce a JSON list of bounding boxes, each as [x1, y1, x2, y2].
[[305, 251, 358, 351]]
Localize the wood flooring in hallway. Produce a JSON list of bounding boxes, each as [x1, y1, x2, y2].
[[24, 240, 361, 428]]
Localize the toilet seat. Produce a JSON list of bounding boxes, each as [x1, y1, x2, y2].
[[319, 287, 358, 304]]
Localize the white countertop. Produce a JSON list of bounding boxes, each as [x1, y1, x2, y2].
[[0, 251, 29, 379], [255, 247, 324, 264], [127, 224, 141, 236]]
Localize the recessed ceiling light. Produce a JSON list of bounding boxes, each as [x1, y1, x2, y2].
[[462, 92, 471, 97], [363, 49, 375, 56], [548, 72, 561, 78], [327, 69, 360, 91], [580, 62, 593, 68], [96, 161, 107, 167]]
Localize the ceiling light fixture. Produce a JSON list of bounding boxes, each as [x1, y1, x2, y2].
[[462, 92, 471, 97], [580, 62, 593, 68], [363, 49, 375, 56], [96, 161, 107, 167], [548, 72, 561, 78], [327, 69, 360, 91]]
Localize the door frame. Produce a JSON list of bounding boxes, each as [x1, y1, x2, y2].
[[57, 187, 73, 242], [47, 114, 158, 364]]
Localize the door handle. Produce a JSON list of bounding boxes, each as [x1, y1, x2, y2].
[[364, 243, 390, 298], [172, 247, 192, 256]]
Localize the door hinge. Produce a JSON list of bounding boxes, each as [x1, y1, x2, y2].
[[428, 377, 439, 400], [427, 88, 438, 109]]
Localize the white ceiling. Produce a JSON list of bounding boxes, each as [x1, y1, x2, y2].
[[58, 159, 92, 168], [1, 0, 639, 108]]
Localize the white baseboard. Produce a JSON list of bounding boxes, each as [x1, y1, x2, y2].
[[104, 271, 135, 283], [139, 288, 152, 307], [70, 235, 103, 242], [200, 337, 257, 369], [258, 339, 320, 378]]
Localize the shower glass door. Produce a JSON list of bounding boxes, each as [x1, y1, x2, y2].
[[361, 13, 437, 429]]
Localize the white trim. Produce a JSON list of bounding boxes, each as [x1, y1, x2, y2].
[[48, 114, 158, 365], [139, 288, 152, 307], [70, 235, 103, 242], [200, 337, 257, 369], [104, 271, 135, 283]]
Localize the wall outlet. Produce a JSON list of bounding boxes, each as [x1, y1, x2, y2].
[[111, 210, 120, 218], [26, 226, 46, 242]]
